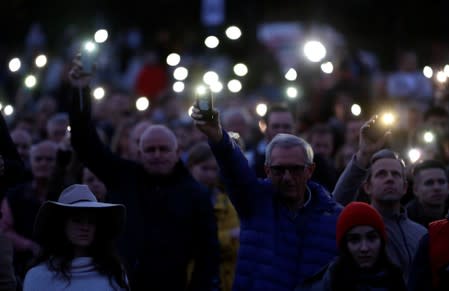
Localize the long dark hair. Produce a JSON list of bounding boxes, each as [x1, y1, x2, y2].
[[30, 208, 129, 290], [330, 237, 405, 291]]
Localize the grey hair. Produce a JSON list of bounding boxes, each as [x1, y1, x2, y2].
[[264, 133, 314, 165]]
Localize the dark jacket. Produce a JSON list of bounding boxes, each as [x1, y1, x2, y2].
[[210, 131, 342, 291], [69, 87, 220, 291]]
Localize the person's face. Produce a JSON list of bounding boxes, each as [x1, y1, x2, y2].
[[47, 122, 69, 143], [346, 226, 382, 269], [364, 158, 407, 202], [128, 123, 150, 161], [414, 168, 449, 207], [65, 211, 96, 250], [190, 158, 219, 189], [11, 131, 32, 163], [266, 112, 294, 141], [265, 145, 314, 202], [30, 144, 57, 179], [310, 133, 334, 159], [82, 168, 107, 202], [140, 129, 179, 175]]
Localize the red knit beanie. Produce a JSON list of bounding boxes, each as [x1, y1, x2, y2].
[[336, 202, 387, 249]]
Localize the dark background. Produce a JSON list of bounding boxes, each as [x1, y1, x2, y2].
[[2, 0, 449, 69]]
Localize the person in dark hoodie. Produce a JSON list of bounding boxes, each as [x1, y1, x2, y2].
[[67, 55, 219, 291]]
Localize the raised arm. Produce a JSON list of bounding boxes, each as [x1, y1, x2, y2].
[[67, 56, 129, 188], [332, 116, 390, 205], [191, 107, 262, 216]]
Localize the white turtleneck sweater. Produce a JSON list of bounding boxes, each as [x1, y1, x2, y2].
[[23, 257, 126, 291]]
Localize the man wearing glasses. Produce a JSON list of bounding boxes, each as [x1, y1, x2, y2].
[[192, 107, 342, 291]]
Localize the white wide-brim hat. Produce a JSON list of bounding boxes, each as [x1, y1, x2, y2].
[[34, 184, 126, 242]]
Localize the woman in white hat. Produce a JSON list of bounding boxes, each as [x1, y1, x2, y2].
[[23, 184, 128, 291]]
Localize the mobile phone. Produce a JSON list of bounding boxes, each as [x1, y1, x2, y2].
[[365, 113, 395, 141], [80, 41, 98, 74], [195, 86, 214, 121]]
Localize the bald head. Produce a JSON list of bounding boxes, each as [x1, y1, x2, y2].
[[139, 125, 179, 175]]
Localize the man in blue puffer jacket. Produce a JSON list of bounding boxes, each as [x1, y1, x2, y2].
[[192, 107, 342, 291]]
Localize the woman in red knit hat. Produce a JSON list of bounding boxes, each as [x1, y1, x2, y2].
[[296, 201, 405, 291]]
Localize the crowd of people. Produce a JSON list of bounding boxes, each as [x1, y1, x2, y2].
[[0, 22, 448, 291]]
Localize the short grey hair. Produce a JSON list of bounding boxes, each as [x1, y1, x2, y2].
[[265, 133, 314, 165]]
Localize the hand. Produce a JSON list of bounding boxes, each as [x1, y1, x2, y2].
[[191, 106, 223, 143], [68, 54, 94, 88], [356, 115, 391, 168]]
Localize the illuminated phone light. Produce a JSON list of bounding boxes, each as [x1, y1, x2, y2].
[[436, 71, 447, 83], [256, 103, 267, 117], [136, 97, 149, 111], [423, 131, 435, 143], [3, 105, 13, 116], [303, 41, 326, 63], [93, 87, 105, 100], [173, 67, 188, 81], [67, 126, 71, 132], [173, 81, 185, 93], [423, 66, 433, 78], [286, 87, 298, 99], [210, 81, 223, 93], [196, 85, 208, 95], [204, 36, 219, 49], [285, 68, 297, 81], [351, 104, 362, 116], [444, 65, 449, 77], [166, 53, 181, 66], [8, 58, 21, 72], [84, 41, 96, 53], [94, 29, 108, 43], [227, 79, 242, 93], [203, 71, 219, 85], [225, 26, 242, 40], [188, 106, 194, 117], [233, 63, 248, 77], [408, 148, 421, 164], [24, 75, 37, 88], [35, 54, 47, 68], [381, 112, 395, 126], [0, 103, 3, 110], [321, 62, 333, 74]]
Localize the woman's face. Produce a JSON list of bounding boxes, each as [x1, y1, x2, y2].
[[65, 211, 97, 253], [346, 225, 382, 269]]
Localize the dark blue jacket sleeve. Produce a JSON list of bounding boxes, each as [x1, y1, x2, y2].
[[408, 234, 432, 291]]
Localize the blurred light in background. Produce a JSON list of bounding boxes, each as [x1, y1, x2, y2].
[[3, 105, 13, 116], [24, 75, 37, 88], [94, 29, 108, 43], [225, 26, 242, 40], [380, 112, 395, 126], [351, 104, 362, 116], [173, 81, 185, 93], [8, 58, 21, 72], [203, 71, 219, 85], [84, 41, 96, 52], [136, 96, 149, 111], [93, 87, 105, 100], [320, 61, 333, 74], [196, 84, 208, 95], [286, 86, 298, 99], [210, 81, 223, 93], [166, 53, 181, 66], [408, 148, 421, 164], [233, 63, 248, 76], [188, 106, 194, 117], [227, 79, 242, 93], [0, 103, 3, 111], [423, 131, 435, 143], [445, 65, 449, 77], [436, 70, 447, 83], [423, 66, 433, 78], [173, 67, 189, 81], [205, 36, 219, 48], [284, 68, 297, 81], [35, 54, 47, 68], [303, 41, 326, 62], [256, 103, 268, 117]]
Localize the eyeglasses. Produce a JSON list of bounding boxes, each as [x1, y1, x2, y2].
[[269, 164, 307, 176]]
